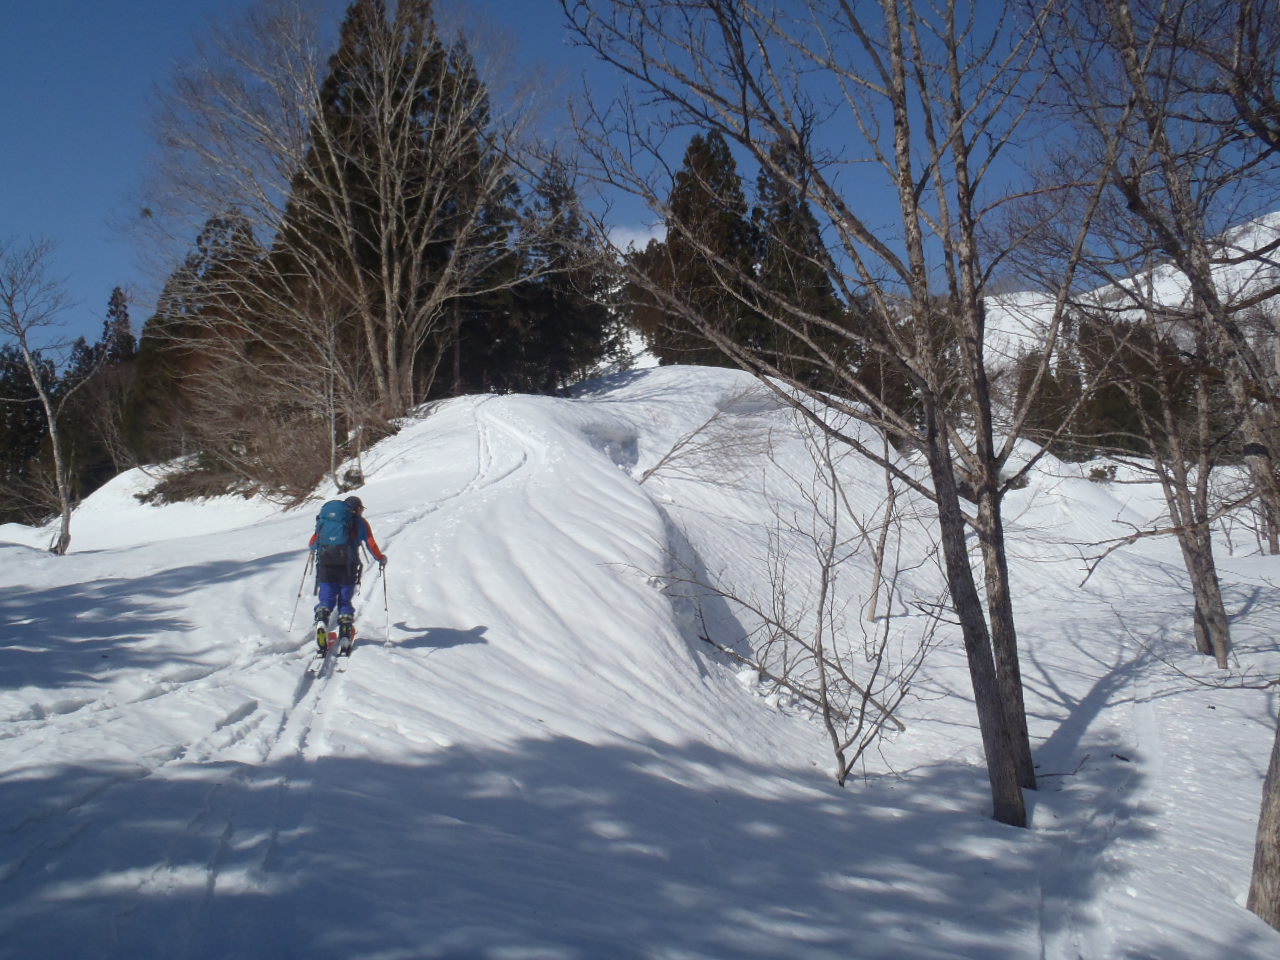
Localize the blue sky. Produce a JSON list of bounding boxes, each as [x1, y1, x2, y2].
[[2, 1, 255, 340], [1, 0, 602, 344]]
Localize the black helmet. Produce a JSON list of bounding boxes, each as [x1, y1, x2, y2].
[[345, 495, 363, 512]]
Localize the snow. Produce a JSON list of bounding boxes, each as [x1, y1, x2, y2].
[[984, 291, 1061, 368], [1132, 212, 1280, 312], [2, 364, 1279, 959], [981, 211, 1280, 368]]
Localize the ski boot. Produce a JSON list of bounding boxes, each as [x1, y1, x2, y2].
[[314, 606, 332, 654], [337, 614, 356, 656]]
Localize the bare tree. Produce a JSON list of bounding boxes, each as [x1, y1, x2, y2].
[[563, 0, 1118, 825], [1026, 0, 1280, 922], [1037, 0, 1280, 547], [0, 238, 101, 554], [142, 0, 545, 425], [168, 326, 359, 501], [1073, 297, 1237, 666], [660, 413, 929, 786]]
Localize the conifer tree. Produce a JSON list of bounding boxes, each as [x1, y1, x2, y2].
[[434, 58, 523, 398], [142, 0, 545, 488], [752, 141, 849, 386], [0, 344, 53, 524], [505, 156, 615, 394], [631, 131, 760, 366], [273, 0, 522, 411], [104, 287, 136, 365], [54, 288, 140, 496], [128, 214, 263, 466]]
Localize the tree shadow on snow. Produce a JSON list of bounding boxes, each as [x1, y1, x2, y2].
[[1223, 583, 1280, 654], [0, 552, 296, 693], [569, 368, 657, 400], [1, 726, 1245, 960]]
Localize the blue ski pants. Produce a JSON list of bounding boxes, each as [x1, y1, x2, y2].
[[315, 581, 357, 621]]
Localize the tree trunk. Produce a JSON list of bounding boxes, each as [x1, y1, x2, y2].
[[28, 349, 72, 555], [1181, 525, 1230, 669], [50, 425, 73, 556], [452, 299, 463, 397], [864, 474, 896, 623], [926, 407, 1026, 827], [1249, 717, 1280, 930], [979, 488, 1037, 790]]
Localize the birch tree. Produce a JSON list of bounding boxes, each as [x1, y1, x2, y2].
[[0, 239, 98, 554]]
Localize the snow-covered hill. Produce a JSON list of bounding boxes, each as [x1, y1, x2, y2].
[[2, 366, 1279, 959], [983, 211, 1280, 367]]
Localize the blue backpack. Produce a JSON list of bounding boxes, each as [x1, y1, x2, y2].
[[314, 499, 358, 568]]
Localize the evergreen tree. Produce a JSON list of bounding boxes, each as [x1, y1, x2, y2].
[[274, 0, 520, 411], [1072, 313, 1196, 457], [53, 288, 140, 499], [1014, 348, 1086, 459], [104, 287, 136, 365], [631, 131, 760, 366], [0, 344, 53, 524], [504, 157, 615, 394], [435, 52, 523, 398], [133, 0, 534, 497], [752, 141, 849, 386], [127, 214, 262, 465], [755, 144, 919, 423]]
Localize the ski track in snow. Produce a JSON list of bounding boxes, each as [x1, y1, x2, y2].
[[0, 392, 557, 959], [374, 395, 530, 542], [1014, 524, 1274, 960], [0, 637, 348, 956]]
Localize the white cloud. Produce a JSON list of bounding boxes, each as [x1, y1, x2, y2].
[[608, 222, 666, 252]]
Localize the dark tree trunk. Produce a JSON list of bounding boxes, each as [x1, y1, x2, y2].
[[452, 300, 462, 397], [926, 404, 1026, 827], [979, 488, 1037, 790], [1179, 524, 1230, 668], [1249, 717, 1280, 930]]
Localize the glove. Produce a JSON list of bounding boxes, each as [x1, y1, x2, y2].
[[378, 555, 388, 569]]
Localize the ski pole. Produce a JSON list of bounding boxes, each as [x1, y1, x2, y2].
[[380, 563, 390, 646], [288, 551, 315, 632]]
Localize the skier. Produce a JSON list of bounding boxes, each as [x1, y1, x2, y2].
[[309, 495, 387, 654]]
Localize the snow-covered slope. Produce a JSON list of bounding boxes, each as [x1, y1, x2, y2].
[[2, 366, 1278, 959], [1131, 210, 1280, 310], [983, 211, 1280, 368]]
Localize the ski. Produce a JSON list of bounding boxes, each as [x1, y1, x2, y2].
[[304, 619, 356, 674], [306, 629, 338, 675], [335, 634, 356, 670]]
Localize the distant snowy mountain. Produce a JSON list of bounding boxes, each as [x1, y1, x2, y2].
[[2, 366, 1279, 958], [983, 210, 1280, 367]]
